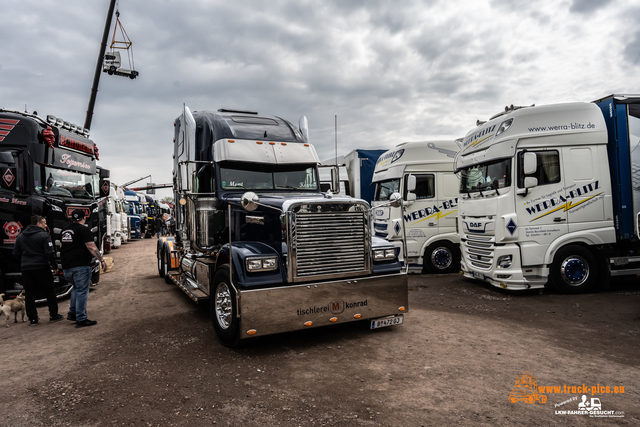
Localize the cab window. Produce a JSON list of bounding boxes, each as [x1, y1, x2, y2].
[[517, 150, 560, 188], [406, 174, 434, 200]]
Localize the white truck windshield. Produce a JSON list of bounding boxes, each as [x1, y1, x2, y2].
[[375, 179, 401, 201], [459, 158, 511, 193]]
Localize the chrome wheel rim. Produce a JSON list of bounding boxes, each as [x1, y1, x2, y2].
[[560, 255, 589, 286], [431, 247, 453, 269], [215, 282, 232, 329]]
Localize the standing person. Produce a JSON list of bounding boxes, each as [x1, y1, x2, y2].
[[12, 215, 64, 325], [155, 216, 164, 237], [60, 209, 107, 328], [169, 216, 175, 235]]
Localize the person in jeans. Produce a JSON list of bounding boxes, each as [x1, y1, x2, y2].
[[60, 209, 107, 328], [12, 215, 64, 325]]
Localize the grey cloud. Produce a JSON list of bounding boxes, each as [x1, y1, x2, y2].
[[569, 0, 613, 14], [623, 30, 640, 65]]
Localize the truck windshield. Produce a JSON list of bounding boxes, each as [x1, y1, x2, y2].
[[374, 179, 401, 201], [220, 164, 318, 191], [36, 166, 97, 199], [459, 158, 511, 193]]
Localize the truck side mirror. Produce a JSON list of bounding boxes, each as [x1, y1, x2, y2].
[[524, 177, 538, 189], [406, 192, 417, 205], [406, 174, 416, 192], [241, 192, 260, 211], [523, 152, 537, 175], [99, 168, 110, 179], [389, 192, 403, 208]]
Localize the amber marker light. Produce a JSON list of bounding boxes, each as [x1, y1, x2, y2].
[[398, 306, 406, 312], [228, 139, 235, 142], [247, 329, 257, 335], [304, 144, 310, 147], [281, 142, 287, 146], [256, 141, 263, 144], [354, 314, 362, 319], [330, 317, 338, 323], [304, 321, 313, 327], [269, 142, 276, 145]]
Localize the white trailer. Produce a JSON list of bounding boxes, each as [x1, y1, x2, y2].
[[371, 140, 461, 273]]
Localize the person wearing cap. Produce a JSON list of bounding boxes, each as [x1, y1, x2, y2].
[[60, 209, 107, 328], [12, 215, 64, 325]]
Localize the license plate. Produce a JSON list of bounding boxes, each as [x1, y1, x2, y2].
[[473, 271, 484, 280], [370, 315, 404, 329]]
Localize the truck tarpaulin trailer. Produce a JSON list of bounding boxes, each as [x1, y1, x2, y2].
[[0, 109, 109, 299], [372, 140, 461, 274], [321, 150, 386, 204], [455, 95, 640, 293], [157, 106, 408, 346]]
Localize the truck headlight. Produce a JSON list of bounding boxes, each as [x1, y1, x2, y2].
[[246, 257, 278, 272], [497, 255, 512, 269], [374, 249, 396, 260]]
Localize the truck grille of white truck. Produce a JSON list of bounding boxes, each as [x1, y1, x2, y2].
[[463, 234, 495, 270], [291, 210, 370, 282]]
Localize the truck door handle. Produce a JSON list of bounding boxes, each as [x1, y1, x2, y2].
[[428, 223, 437, 226], [553, 217, 566, 222]]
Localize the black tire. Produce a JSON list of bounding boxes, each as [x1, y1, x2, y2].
[[163, 250, 173, 284], [211, 265, 240, 347], [108, 66, 115, 75], [423, 241, 459, 274], [158, 247, 165, 278], [549, 245, 598, 294]]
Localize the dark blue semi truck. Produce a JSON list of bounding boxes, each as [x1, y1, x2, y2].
[[157, 107, 408, 346]]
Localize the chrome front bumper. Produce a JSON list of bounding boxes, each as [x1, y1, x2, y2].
[[238, 272, 408, 338]]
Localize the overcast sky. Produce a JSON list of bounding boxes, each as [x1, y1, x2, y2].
[[1, 0, 637, 200]]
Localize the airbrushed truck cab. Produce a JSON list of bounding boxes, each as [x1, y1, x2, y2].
[[0, 109, 109, 299], [158, 107, 408, 346]]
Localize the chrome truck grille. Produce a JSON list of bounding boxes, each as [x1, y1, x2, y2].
[[462, 234, 495, 270], [288, 201, 371, 282]]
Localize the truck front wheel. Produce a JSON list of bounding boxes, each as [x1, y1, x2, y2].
[[423, 241, 459, 274], [549, 245, 598, 294], [211, 265, 240, 347]]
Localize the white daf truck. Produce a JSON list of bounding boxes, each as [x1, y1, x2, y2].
[[456, 95, 640, 293], [371, 140, 461, 273]]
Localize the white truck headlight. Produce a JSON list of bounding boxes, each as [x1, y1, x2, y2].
[[374, 249, 396, 260], [246, 257, 278, 272], [497, 254, 512, 269]]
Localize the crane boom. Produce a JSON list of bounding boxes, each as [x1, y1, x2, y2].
[[128, 183, 173, 191], [122, 175, 151, 187]]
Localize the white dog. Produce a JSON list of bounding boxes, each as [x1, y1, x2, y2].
[[0, 292, 26, 327]]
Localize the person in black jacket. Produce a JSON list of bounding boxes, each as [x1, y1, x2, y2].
[[12, 215, 64, 325]]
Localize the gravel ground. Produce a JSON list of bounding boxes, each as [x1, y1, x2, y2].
[[1, 237, 639, 426]]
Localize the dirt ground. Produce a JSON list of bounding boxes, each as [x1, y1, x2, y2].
[[1, 237, 639, 426]]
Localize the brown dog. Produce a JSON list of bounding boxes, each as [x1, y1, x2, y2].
[[0, 292, 26, 327]]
